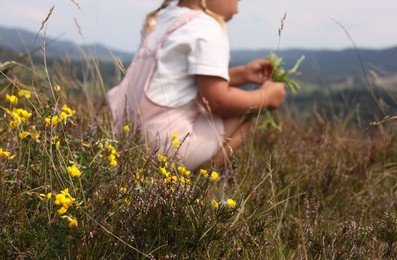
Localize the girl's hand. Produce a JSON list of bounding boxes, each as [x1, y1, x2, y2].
[[259, 81, 286, 109], [244, 59, 273, 84]]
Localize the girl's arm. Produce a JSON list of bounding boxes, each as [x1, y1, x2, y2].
[[228, 59, 273, 87], [196, 75, 285, 117]]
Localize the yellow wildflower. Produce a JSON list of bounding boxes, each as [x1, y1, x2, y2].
[[158, 154, 167, 162], [57, 207, 67, 215], [39, 192, 52, 200], [172, 139, 179, 149], [18, 131, 30, 140], [61, 188, 74, 199], [123, 125, 130, 132], [109, 159, 117, 166], [52, 136, 61, 148], [171, 132, 180, 148], [59, 112, 68, 122], [227, 199, 237, 208], [195, 199, 203, 206], [45, 115, 59, 126], [170, 175, 178, 183], [0, 148, 10, 158], [108, 154, 116, 162], [46, 192, 53, 199], [52, 116, 59, 125], [177, 166, 191, 177], [159, 167, 170, 178], [200, 169, 208, 178], [108, 144, 115, 152], [54, 194, 66, 205], [67, 164, 81, 178], [54, 188, 76, 213], [211, 199, 219, 209], [6, 94, 18, 104], [13, 108, 32, 120], [120, 187, 127, 193], [108, 144, 120, 157], [61, 104, 76, 116], [67, 216, 78, 227], [180, 176, 190, 187], [210, 171, 219, 182], [9, 119, 20, 129], [108, 154, 117, 166], [33, 132, 40, 141], [53, 85, 61, 91], [18, 90, 31, 99]]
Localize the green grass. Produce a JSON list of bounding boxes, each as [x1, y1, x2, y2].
[[1, 48, 397, 259]]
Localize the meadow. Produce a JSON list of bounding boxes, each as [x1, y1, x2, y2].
[[1, 15, 397, 259]]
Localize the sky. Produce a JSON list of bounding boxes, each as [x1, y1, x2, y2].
[[0, 0, 396, 53]]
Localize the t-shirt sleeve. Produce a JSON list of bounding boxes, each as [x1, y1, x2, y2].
[[187, 20, 230, 81]]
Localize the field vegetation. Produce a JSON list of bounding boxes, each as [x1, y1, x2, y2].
[[1, 9, 397, 259]]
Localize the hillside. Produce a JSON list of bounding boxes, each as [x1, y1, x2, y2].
[[1, 26, 396, 125], [0, 26, 132, 62], [1, 25, 396, 81]]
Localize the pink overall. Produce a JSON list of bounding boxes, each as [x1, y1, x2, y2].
[[107, 10, 225, 169]]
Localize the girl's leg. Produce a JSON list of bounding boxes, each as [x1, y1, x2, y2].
[[212, 117, 253, 165]]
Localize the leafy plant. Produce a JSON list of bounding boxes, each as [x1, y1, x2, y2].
[[266, 52, 305, 94]]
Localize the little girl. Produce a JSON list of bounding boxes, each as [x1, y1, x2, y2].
[[107, 0, 285, 169]]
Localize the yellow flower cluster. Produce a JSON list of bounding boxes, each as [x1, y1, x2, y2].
[[53, 85, 61, 92], [227, 199, 237, 208], [18, 129, 40, 141], [157, 155, 191, 188], [67, 164, 82, 178], [39, 192, 52, 200], [6, 94, 18, 104], [52, 136, 61, 148], [61, 104, 76, 118], [18, 90, 31, 99], [54, 188, 76, 215], [0, 148, 15, 159], [5, 108, 32, 129], [123, 125, 130, 132], [0, 148, 11, 158], [199, 169, 219, 182], [210, 198, 237, 209], [177, 166, 191, 177], [40, 189, 78, 228], [5, 90, 31, 105], [107, 144, 120, 166], [158, 154, 167, 164], [159, 166, 174, 182], [45, 115, 60, 126], [211, 199, 219, 209], [66, 216, 78, 227], [45, 104, 76, 126], [171, 132, 180, 149]]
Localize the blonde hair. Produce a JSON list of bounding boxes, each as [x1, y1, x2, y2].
[[144, 0, 226, 32], [144, 0, 174, 31]]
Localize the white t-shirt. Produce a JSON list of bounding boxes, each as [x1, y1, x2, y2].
[[146, 4, 230, 107]]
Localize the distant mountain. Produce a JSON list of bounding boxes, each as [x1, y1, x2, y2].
[[0, 26, 133, 62], [1, 25, 397, 91], [230, 47, 397, 85]]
